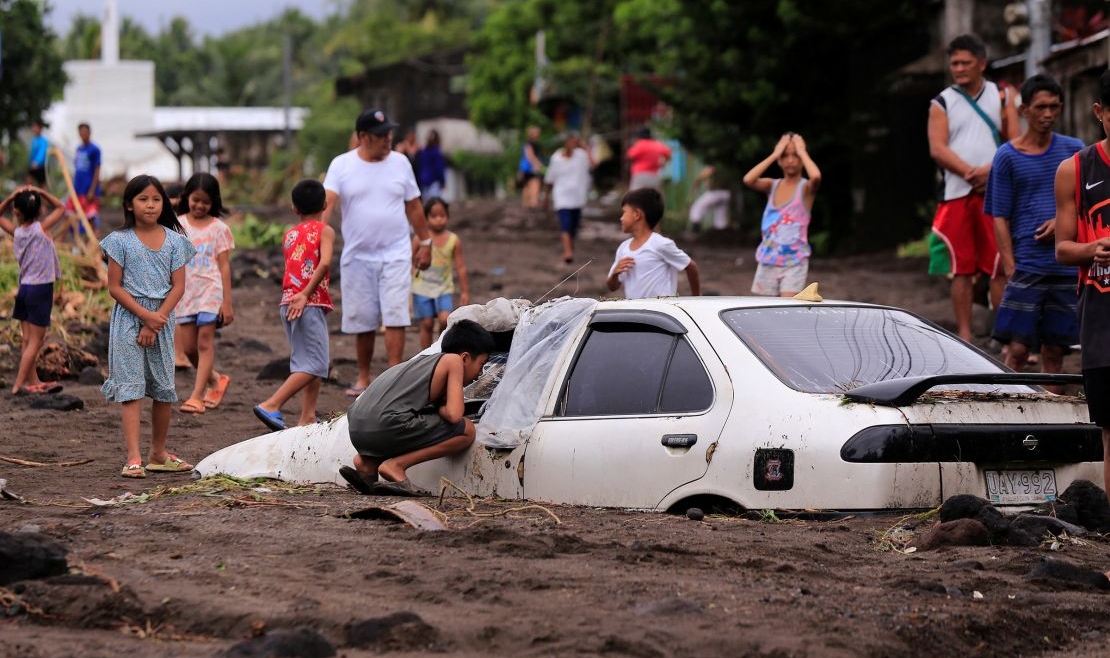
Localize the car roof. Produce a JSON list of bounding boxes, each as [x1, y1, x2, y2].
[[594, 296, 885, 313]]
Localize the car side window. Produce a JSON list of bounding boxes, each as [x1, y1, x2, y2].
[[560, 324, 712, 416]]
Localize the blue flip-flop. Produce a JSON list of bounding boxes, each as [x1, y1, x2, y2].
[[252, 405, 285, 432]]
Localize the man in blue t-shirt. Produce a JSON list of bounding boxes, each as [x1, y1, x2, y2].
[[985, 74, 1084, 387], [26, 122, 48, 186], [66, 122, 102, 230]]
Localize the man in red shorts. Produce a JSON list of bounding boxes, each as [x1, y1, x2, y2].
[[927, 34, 1017, 341]]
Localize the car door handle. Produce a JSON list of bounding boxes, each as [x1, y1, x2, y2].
[[661, 434, 697, 448]]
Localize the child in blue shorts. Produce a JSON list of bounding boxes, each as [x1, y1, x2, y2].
[[412, 197, 470, 349], [0, 186, 67, 395], [253, 179, 336, 431]]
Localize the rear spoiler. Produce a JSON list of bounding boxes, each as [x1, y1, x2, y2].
[[842, 373, 1083, 407]]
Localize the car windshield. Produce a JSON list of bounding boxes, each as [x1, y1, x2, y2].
[[721, 305, 1015, 394]]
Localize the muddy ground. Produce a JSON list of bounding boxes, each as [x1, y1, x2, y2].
[[1, 199, 1108, 658]]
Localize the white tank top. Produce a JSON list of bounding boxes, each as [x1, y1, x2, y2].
[[933, 81, 1003, 201]]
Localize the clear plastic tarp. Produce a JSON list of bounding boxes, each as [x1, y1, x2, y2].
[[475, 297, 597, 448]]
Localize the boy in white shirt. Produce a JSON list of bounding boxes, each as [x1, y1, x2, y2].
[[607, 188, 701, 298]]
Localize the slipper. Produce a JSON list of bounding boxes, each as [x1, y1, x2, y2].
[[179, 398, 206, 414], [24, 382, 63, 395], [146, 454, 193, 472], [344, 385, 368, 398], [372, 479, 431, 497], [339, 466, 379, 495], [203, 374, 231, 408], [253, 405, 285, 431], [121, 461, 146, 478]]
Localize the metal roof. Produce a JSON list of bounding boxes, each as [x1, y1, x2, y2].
[[138, 107, 308, 136]]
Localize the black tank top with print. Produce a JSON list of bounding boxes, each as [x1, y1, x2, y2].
[[1074, 142, 1110, 369]]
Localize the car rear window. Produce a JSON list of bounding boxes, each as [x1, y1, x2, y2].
[[721, 306, 1010, 394]]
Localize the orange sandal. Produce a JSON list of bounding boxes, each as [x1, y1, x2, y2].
[[203, 374, 231, 409], [179, 398, 206, 414]]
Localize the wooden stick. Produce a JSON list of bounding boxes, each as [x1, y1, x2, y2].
[[0, 455, 94, 468]]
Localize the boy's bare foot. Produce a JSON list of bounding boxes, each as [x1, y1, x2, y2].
[[377, 459, 406, 483]]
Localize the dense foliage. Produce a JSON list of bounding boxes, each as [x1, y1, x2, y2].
[[0, 0, 65, 145]]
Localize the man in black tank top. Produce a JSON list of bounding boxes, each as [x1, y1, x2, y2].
[[1054, 68, 1110, 503]]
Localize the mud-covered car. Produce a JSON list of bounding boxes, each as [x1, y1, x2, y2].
[[197, 295, 1103, 512]]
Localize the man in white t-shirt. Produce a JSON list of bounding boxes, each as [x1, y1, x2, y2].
[[322, 109, 433, 396], [544, 131, 594, 264], [607, 188, 700, 299]]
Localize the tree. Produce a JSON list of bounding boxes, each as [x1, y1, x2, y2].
[[0, 0, 65, 146], [467, 0, 620, 134]]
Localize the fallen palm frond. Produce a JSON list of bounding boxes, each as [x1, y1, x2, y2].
[[0, 455, 94, 468], [873, 508, 939, 553], [437, 477, 561, 525]]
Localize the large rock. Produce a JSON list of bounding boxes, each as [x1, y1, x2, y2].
[[222, 627, 335, 658], [913, 518, 992, 551], [0, 531, 68, 585]]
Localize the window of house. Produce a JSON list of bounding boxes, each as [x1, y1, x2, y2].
[[559, 323, 713, 416]]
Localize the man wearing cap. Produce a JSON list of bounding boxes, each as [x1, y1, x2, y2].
[[322, 109, 433, 397]]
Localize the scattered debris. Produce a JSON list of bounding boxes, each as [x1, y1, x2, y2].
[[0, 479, 23, 502], [0, 455, 94, 468], [346, 500, 449, 531]]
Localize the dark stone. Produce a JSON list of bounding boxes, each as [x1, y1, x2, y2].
[[77, 366, 104, 386], [1001, 527, 1039, 547], [938, 494, 992, 522], [346, 611, 438, 651], [1030, 500, 1080, 526], [685, 507, 705, 521], [13, 394, 84, 411], [1026, 557, 1110, 590], [973, 505, 1010, 539], [1010, 514, 1086, 539], [1059, 480, 1110, 532], [0, 531, 68, 585], [221, 627, 335, 658], [913, 518, 992, 551], [256, 358, 290, 381]]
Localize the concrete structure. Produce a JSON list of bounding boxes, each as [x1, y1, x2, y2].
[[43, 0, 308, 184]]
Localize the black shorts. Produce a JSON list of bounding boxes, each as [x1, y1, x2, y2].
[[351, 417, 467, 461], [1082, 367, 1110, 427], [13, 282, 53, 327], [27, 165, 46, 185]]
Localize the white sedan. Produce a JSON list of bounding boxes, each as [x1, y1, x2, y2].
[[196, 296, 1103, 511]]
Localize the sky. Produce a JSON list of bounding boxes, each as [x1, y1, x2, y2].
[[44, 0, 337, 37]]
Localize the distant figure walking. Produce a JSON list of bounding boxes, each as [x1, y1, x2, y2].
[[626, 127, 671, 192], [688, 165, 731, 231], [518, 126, 546, 209], [416, 129, 446, 198], [66, 122, 102, 230], [26, 122, 48, 186], [743, 132, 822, 297], [544, 131, 594, 264]]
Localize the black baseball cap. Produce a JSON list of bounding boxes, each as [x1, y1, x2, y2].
[[355, 109, 399, 135]]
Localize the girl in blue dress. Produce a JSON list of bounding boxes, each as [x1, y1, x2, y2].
[[101, 175, 196, 478]]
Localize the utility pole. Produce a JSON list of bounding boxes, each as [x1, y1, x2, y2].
[[283, 31, 293, 151], [1025, 0, 1050, 78]]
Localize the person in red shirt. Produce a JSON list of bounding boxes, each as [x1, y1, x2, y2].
[[627, 127, 672, 192], [253, 179, 336, 431]]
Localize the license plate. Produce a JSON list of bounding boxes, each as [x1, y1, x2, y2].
[[984, 469, 1057, 504]]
